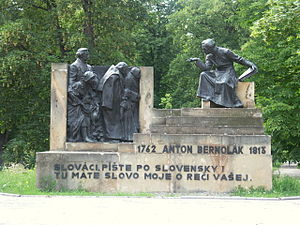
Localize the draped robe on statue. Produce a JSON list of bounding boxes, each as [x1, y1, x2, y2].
[[99, 66, 124, 141], [121, 70, 140, 141]]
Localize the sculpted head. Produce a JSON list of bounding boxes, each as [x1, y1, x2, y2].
[[201, 39, 216, 54], [116, 62, 128, 76], [130, 67, 141, 80], [76, 48, 89, 61], [82, 71, 96, 83]]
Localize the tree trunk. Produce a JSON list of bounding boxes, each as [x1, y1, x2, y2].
[[0, 132, 8, 165], [81, 0, 96, 49]]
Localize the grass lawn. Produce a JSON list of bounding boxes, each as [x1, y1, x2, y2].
[[0, 165, 299, 197], [231, 175, 300, 198], [0, 165, 153, 197]]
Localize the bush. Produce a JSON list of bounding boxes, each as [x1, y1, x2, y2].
[[2, 138, 36, 169], [232, 175, 300, 197]]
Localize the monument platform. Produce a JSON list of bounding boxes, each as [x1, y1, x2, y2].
[[36, 64, 272, 193]]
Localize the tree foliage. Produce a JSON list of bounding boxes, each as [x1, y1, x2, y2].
[[0, 0, 299, 165], [241, 0, 300, 162], [161, 0, 255, 108], [0, 0, 147, 167]]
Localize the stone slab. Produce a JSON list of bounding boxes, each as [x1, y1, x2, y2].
[[139, 67, 154, 133], [133, 133, 271, 155], [36, 151, 120, 192], [65, 142, 119, 152], [152, 109, 182, 117], [150, 125, 264, 135], [236, 82, 255, 108], [65, 142, 135, 153], [50, 63, 68, 151], [36, 151, 272, 193], [181, 108, 262, 117], [118, 143, 135, 153], [165, 116, 264, 126]]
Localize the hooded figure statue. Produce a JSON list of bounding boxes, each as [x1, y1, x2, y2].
[[99, 62, 128, 142]]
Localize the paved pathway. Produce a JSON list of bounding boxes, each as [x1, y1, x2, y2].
[[1, 163, 299, 225], [274, 163, 300, 178], [0, 194, 299, 225]]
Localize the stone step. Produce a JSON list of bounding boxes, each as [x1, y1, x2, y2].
[[181, 108, 262, 117], [152, 108, 262, 118], [152, 117, 166, 125], [150, 125, 264, 135], [165, 116, 263, 126], [152, 109, 181, 117]]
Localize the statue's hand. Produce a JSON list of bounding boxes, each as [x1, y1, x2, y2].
[[186, 57, 200, 62]]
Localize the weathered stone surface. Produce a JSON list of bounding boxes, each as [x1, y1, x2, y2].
[[118, 143, 135, 153], [236, 82, 255, 108], [150, 124, 264, 135], [139, 67, 154, 133], [117, 153, 172, 192], [151, 117, 167, 125], [150, 108, 265, 135], [165, 116, 263, 126], [65, 142, 118, 152], [50, 63, 68, 151], [152, 109, 181, 117], [36, 151, 272, 193], [36, 151, 120, 192], [168, 154, 272, 193], [133, 133, 271, 155], [181, 108, 262, 117]]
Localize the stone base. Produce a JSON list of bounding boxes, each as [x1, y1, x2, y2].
[[36, 136, 272, 193], [38, 106, 272, 193]]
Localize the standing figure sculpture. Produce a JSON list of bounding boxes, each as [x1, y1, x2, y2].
[[68, 48, 92, 88], [67, 71, 98, 142], [121, 67, 141, 141], [188, 39, 257, 108], [99, 62, 128, 142]]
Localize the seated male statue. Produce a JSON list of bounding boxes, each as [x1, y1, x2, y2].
[[188, 39, 257, 108]]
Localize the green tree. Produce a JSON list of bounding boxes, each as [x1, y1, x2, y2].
[[161, 0, 252, 108], [0, 0, 148, 167], [132, 0, 179, 107], [0, 0, 66, 167], [242, 0, 300, 162]]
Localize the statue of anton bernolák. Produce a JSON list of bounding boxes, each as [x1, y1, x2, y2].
[[187, 39, 258, 108]]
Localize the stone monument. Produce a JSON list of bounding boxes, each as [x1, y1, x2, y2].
[[36, 47, 272, 193]]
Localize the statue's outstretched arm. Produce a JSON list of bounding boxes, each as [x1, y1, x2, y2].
[[187, 57, 212, 71]]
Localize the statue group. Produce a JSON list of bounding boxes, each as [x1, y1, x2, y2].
[[67, 48, 140, 143], [67, 39, 257, 143]]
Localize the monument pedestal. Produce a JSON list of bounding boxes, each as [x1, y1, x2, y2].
[[36, 65, 272, 193]]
